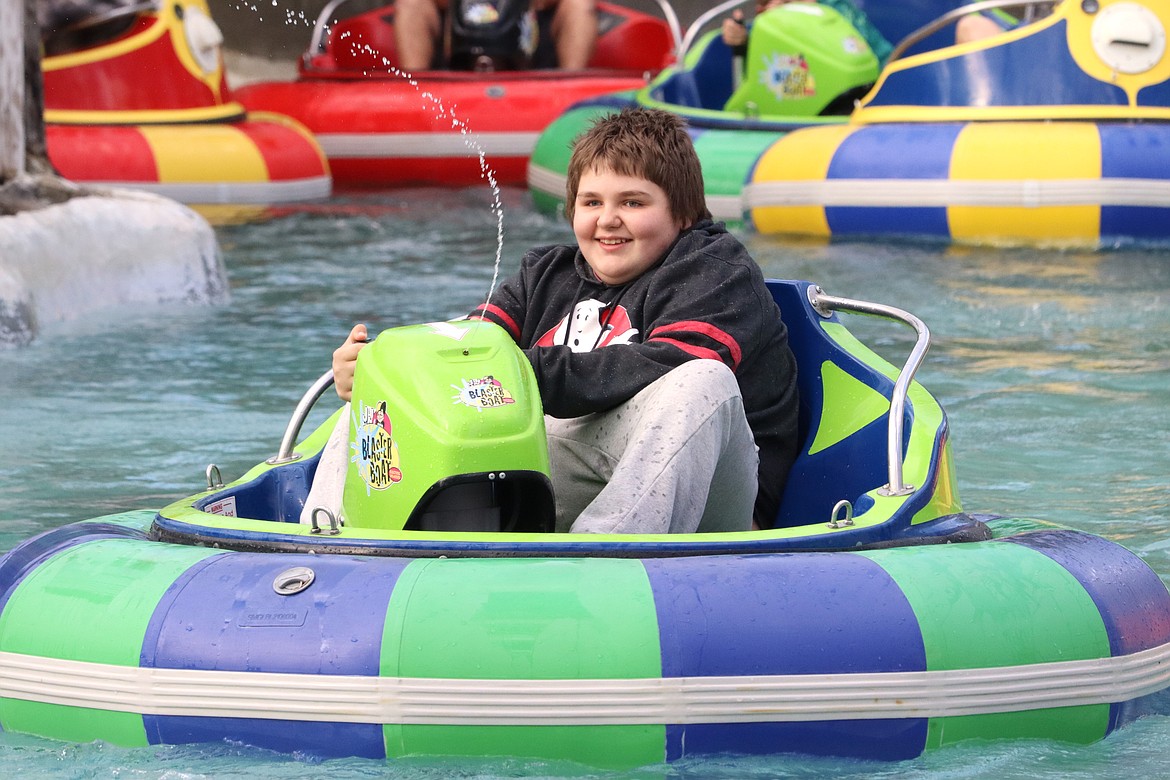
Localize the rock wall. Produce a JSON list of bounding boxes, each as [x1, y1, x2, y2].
[[0, 186, 228, 346]]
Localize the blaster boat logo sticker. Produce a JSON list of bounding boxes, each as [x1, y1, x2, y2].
[[453, 376, 516, 409], [761, 52, 816, 99], [351, 400, 402, 493]]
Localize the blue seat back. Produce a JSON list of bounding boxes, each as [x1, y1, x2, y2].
[[767, 280, 911, 528], [646, 31, 737, 111]]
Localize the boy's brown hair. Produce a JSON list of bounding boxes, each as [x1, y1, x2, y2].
[[564, 107, 711, 227]]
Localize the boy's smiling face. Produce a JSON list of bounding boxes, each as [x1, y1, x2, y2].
[[572, 166, 686, 286]]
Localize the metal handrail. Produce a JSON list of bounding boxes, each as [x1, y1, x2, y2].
[[644, 0, 685, 58], [886, 0, 1056, 63], [268, 370, 337, 464], [306, 0, 364, 61], [806, 285, 931, 497]]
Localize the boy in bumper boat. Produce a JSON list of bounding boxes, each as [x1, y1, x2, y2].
[[722, 0, 893, 68], [333, 107, 799, 534]]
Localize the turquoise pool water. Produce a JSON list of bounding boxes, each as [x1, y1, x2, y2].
[[2, 188, 1169, 777]]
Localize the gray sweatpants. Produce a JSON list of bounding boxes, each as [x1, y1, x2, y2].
[[548, 360, 758, 535]]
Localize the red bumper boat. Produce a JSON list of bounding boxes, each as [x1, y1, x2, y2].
[[233, 0, 678, 188], [41, 0, 331, 217]]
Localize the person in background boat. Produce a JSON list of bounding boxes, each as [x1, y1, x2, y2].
[[954, 2, 1058, 44], [333, 107, 800, 534], [722, 0, 893, 68], [393, 0, 598, 71]]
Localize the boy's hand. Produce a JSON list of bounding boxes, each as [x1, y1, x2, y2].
[[721, 10, 747, 48], [333, 323, 369, 402]]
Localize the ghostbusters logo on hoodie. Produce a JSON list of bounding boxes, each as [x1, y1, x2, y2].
[[536, 298, 639, 352]]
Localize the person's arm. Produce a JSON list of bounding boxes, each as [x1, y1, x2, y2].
[[332, 323, 369, 401], [393, 0, 444, 71], [545, 0, 597, 69], [721, 10, 749, 49], [468, 261, 531, 342]]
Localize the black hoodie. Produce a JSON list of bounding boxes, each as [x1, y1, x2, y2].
[[471, 220, 799, 528]]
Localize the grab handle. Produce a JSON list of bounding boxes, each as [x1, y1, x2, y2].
[[268, 370, 337, 465], [806, 285, 931, 497]]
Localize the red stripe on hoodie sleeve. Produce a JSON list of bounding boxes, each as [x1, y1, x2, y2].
[[649, 338, 728, 365], [649, 321, 742, 369], [469, 304, 521, 340]]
